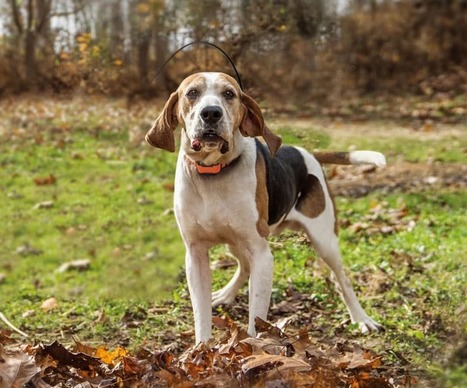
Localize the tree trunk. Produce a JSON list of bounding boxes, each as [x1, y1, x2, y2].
[[24, 0, 37, 81], [137, 31, 151, 89], [154, 12, 168, 92], [25, 29, 37, 80], [111, 0, 124, 56]]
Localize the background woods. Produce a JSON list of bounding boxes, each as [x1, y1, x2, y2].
[[0, 0, 466, 103]]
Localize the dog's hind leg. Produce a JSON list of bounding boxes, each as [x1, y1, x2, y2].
[[290, 207, 383, 333], [212, 245, 250, 307]]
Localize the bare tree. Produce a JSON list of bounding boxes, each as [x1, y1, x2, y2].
[[8, 0, 52, 82]]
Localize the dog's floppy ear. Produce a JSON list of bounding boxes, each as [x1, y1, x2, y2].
[[240, 93, 282, 156], [145, 91, 179, 152]]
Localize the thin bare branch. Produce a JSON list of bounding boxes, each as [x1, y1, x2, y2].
[[8, 0, 23, 34], [0, 312, 29, 338]]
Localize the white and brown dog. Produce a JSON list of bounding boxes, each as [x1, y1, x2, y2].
[[146, 72, 385, 344]]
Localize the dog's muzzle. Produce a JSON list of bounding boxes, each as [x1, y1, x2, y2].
[[191, 131, 230, 154]]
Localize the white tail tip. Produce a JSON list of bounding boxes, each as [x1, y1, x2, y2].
[[349, 151, 387, 167]]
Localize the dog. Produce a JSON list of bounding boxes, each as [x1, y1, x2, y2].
[[146, 72, 385, 344]]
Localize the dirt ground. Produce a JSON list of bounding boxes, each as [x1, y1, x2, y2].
[[272, 118, 466, 196], [328, 161, 467, 197]]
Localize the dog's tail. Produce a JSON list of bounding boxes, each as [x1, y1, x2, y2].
[[313, 151, 386, 167]]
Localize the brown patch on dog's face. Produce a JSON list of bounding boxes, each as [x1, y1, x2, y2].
[[175, 74, 208, 127], [255, 152, 270, 237], [296, 174, 326, 219]]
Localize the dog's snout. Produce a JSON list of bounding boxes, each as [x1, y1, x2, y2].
[[200, 106, 223, 125]]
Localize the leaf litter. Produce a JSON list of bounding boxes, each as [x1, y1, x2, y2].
[[0, 317, 412, 387]]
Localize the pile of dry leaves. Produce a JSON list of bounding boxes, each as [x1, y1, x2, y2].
[[0, 317, 413, 387]]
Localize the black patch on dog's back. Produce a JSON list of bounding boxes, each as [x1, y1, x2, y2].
[[256, 140, 308, 225]]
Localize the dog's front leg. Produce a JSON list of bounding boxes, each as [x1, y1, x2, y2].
[[247, 240, 274, 337], [185, 244, 212, 344]]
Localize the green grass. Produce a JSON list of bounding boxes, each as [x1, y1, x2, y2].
[[1, 131, 181, 302], [274, 123, 467, 163], [0, 99, 465, 385]]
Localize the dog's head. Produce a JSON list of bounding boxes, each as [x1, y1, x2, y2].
[[145, 72, 281, 159]]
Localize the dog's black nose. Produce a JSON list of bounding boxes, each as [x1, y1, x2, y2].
[[200, 106, 223, 125]]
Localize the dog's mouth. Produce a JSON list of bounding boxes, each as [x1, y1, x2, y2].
[[191, 132, 230, 154]]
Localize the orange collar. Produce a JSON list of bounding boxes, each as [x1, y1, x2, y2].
[[194, 162, 227, 174], [186, 156, 240, 175]]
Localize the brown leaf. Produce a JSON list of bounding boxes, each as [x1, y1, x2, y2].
[[242, 354, 311, 374], [162, 182, 175, 191], [0, 346, 40, 387], [255, 317, 287, 339], [33, 174, 56, 186], [212, 315, 234, 330], [154, 368, 176, 386], [336, 345, 381, 371], [38, 341, 100, 370], [241, 337, 285, 356], [0, 330, 13, 345], [73, 342, 97, 356]]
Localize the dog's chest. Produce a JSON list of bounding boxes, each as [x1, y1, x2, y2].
[[175, 168, 258, 244]]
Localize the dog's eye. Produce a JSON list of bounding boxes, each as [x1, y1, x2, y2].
[[186, 89, 199, 99], [223, 90, 236, 100]]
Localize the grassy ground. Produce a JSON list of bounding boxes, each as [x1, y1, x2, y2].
[[0, 97, 466, 386]]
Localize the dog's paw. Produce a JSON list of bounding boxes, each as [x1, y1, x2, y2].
[[212, 288, 236, 307], [357, 317, 384, 334]]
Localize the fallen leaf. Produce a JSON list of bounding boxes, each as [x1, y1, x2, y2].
[[255, 317, 287, 339], [40, 297, 58, 312], [33, 174, 56, 186], [162, 182, 175, 191], [0, 346, 39, 387], [74, 341, 97, 357], [241, 337, 285, 356], [38, 341, 100, 370], [137, 197, 154, 205], [33, 200, 54, 210], [95, 346, 129, 366], [7, 191, 23, 199], [22, 310, 35, 319], [16, 244, 43, 256], [242, 354, 311, 374], [0, 331, 12, 346], [56, 259, 91, 273], [65, 227, 77, 235]]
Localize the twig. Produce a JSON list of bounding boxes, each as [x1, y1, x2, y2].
[[0, 312, 29, 338]]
